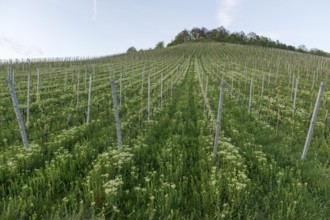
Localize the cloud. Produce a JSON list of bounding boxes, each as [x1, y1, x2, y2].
[[92, 0, 97, 21], [0, 35, 43, 58], [216, 0, 239, 27]]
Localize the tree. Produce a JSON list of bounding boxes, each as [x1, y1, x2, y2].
[[191, 27, 207, 40], [167, 30, 191, 46], [216, 26, 230, 41], [155, 41, 164, 49], [166, 27, 329, 57], [310, 48, 328, 56], [298, 45, 308, 52], [247, 32, 260, 43], [127, 47, 137, 53], [201, 27, 209, 37]]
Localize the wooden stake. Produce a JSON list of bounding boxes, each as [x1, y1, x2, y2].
[[160, 73, 163, 107], [110, 79, 123, 148], [7, 78, 29, 149], [37, 67, 40, 94], [301, 82, 326, 160], [76, 71, 80, 109], [119, 73, 122, 106], [148, 76, 150, 123], [248, 78, 253, 114], [86, 74, 92, 124], [27, 74, 30, 126], [213, 80, 226, 157], [292, 77, 299, 117]]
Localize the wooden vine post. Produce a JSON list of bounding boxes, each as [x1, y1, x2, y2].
[[148, 76, 151, 123], [26, 74, 30, 126], [205, 76, 208, 100], [231, 71, 234, 96], [301, 82, 326, 160], [141, 67, 144, 92], [248, 78, 253, 114], [7, 78, 29, 149], [160, 73, 163, 107], [213, 80, 226, 157], [110, 79, 123, 148], [86, 74, 92, 124], [65, 68, 68, 90], [261, 72, 265, 97], [37, 67, 40, 94], [76, 71, 80, 109], [292, 77, 299, 118], [119, 73, 122, 106]]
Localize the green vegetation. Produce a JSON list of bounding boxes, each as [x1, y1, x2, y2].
[[155, 41, 165, 50], [167, 27, 330, 57], [0, 42, 329, 219], [126, 46, 137, 53]]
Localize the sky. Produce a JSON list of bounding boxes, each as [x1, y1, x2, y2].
[[0, 0, 329, 59]]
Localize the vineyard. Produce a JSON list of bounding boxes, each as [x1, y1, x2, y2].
[[1, 42, 330, 219]]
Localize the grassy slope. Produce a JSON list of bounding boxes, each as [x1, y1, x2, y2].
[[0, 42, 329, 219]]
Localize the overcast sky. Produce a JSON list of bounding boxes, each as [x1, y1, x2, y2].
[[0, 0, 329, 59]]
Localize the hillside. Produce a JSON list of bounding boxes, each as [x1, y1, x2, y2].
[[167, 27, 330, 57], [1, 42, 330, 219]]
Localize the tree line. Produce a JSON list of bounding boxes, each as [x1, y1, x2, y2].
[[167, 27, 329, 57]]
